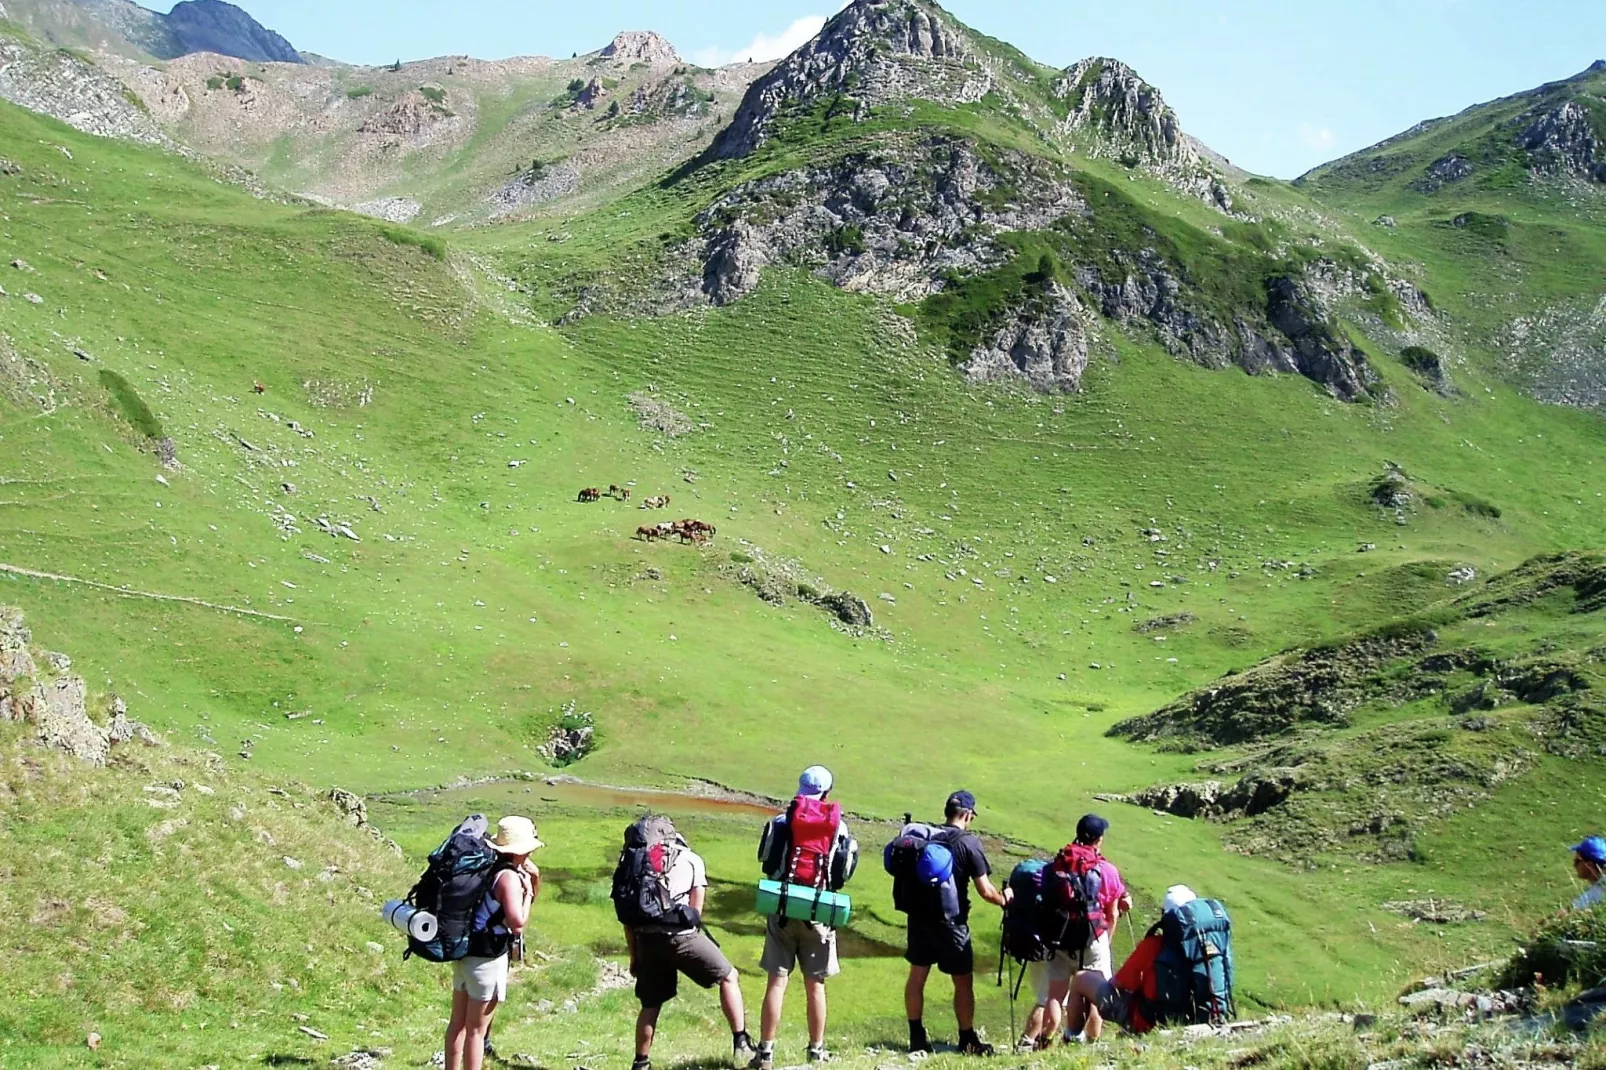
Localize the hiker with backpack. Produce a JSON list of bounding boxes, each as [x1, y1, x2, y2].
[[886, 790, 1011, 1056], [436, 815, 542, 1070], [614, 814, 756, 1070], [751, 765, 859, 1069], [1062, 885, 1235, 1044], [1008, 814, 1131, 1052]]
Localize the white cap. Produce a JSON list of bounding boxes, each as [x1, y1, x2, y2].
[[798, 765, 833, 798], [1162, 885, 1197, 913]]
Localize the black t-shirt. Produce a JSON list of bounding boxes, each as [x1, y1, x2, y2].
[[938, 824, 990, 926]]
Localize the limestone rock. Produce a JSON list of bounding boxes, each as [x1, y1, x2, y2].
[[164, 0, 304, 64], [327, 788, 368, 827], [1055, 58, 1191, 169], [32, 675, 110, 766], [819, 591, 873, 628], [0, 36, 170, 146], [1412, 153, 1473, 193], [961, 283, 1092, 393], [0, 606, 36, 680], [600, 31, 681, 66], [1515, 100, 1606, 183]]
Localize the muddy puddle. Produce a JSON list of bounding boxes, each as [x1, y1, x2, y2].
[[387, 776, 783, 821]]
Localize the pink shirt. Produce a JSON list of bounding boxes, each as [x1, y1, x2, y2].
[[1094, 858, 1126, 936]]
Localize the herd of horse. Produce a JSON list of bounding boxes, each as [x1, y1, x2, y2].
[[576, 485, 712, 545]]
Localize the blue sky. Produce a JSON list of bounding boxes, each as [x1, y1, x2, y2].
[[215, 0, 1606, 178]]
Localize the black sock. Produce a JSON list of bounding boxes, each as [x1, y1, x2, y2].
[[909, 1020, 928, 1046], [959, 1029, 980, 1045]]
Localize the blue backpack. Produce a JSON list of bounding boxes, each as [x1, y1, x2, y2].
[[1002, 860, 1054, 963], [404, 815, 504, 963], [883, 821, 960, 921], [1150, 898, 1235, 1025]]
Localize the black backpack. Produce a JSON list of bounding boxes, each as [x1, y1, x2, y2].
[[404, 814, 503, 963], [612, 814, 701, 931], [1002, 860, 1054, 964], [1042, 844, 1105, 960]]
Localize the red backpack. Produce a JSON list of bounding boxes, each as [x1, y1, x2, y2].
[[777, 795, 842, 888]]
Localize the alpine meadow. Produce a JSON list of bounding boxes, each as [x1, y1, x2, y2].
[[1, 0, 1605, 1067]]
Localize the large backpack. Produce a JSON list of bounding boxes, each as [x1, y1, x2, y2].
[[1002, 860, 1055, 964], [757, 795, 859, 890], [404, 814, 503, 963], [882, 820, 960, 922], [1149, 898, 1235, 1025], [612, 814, 701, 931], [1043, 843, 1105, 960]]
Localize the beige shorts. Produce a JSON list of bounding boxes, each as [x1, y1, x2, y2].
[[453, 954, 509, 1003], [1029, 933, 1112, 1003], [759, 914, 840, 981]]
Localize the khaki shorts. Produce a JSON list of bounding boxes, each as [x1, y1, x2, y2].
[[760, 914, 840, 981], [453, 954, 509, 1003]]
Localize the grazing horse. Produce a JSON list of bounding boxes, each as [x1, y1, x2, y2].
[[609, 484, 632, 501], [577, 487, 601, 503], [641, 494, 670, 510], [636, 524, 661, 541]]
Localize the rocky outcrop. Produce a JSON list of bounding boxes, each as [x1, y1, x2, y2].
[[711, 0, 985, 159], [601, 31, 681, 67], [0, 36, 170, 145], [691, 135, 1082, 306], [1131, 772, 1297, 820], [1261, 275, 1378, 400], [164, 0, 303, 64], [1515, 100, 1606, 182], [358, 91, 457, 145], [0, 606, 160, 765], [961, 283, 1092, 392], [1055, 59, 1186, 167], [1412, 152, 1474, 192], [571, 78, 608, 111]]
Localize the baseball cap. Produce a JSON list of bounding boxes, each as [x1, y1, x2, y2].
[[1573, 835, 1606, 864], [1162, 885, 1198, 913], [946, 790, 977, 814], [1076, 813, 1110, 844], [798, 765, 834, 798]]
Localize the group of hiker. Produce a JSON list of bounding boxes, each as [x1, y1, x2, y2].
[[397, 768, 1257, 1070]]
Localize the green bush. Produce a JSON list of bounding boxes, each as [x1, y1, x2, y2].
[[225, 75, 245, 92], [1495, 906, 1606, 988], [205, 76, 226, 91], [825, 226, 867, 257], [98, 369, 163, 440], [566, 78, 586, 95], [346, 86, 373, 99], [419, 85, 446, 105], [378, 225, 446, 262]]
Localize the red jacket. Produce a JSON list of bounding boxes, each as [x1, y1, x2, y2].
[[1111, 933, 1163, 1034]]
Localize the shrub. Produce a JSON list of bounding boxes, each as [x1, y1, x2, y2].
[[225, 75, 245, 92], [419, 85, 446, 105], [825, 225, 866, 257], [98, 369, 163, 439], [346, 85, 373, 99], [205, 76, 226, 91], [1495, 906, 1606, 988], [566, 78, 586, 95], [378, 225, 446, 262]]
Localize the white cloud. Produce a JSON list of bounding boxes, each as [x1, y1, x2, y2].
[[1297, 123, 1339, 151], [692, 12, 832, 68]]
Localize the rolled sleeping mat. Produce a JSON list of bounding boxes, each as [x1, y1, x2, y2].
[[381, 899, 439, 942]]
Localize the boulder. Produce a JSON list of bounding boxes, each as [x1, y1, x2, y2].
[[31, 675, 110, 766], [819, 591, 874, 628], [961, 283, 1092, 392], [0, 605, 35, 680], [327, 788, 369, 827]]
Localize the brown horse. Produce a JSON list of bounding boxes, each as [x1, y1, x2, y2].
[[577, 487, 601, 503], [609, 484, 632, 501]]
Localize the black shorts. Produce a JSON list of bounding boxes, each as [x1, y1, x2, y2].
[[905, 919, 973, 976], [633, 929, 733, 1009]]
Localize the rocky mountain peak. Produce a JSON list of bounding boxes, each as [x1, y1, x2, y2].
[[1515, 99, 1606, 183], [601, 30, 680, 66], [711, 0, 984, 159], [1055, 57, 1192, 168], [163, 0, 303, 64]]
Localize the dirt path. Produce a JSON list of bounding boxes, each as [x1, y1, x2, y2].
[[0, 562, 300, 623]]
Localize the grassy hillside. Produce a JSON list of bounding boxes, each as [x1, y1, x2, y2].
[[1, 1, 1605, 1062]]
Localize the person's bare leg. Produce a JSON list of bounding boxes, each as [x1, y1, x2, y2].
[[462, 998, 499, 1070], [905, 965, 931, 1022], [636, 1005, 661, 1059], [953, 972, 975, 1031], [1046, 977, 1070, 1040], [1022, 1004, 1046, 1042], [445, 988, 470, 1070], [1064, 972, 1096, 1038], [719, 970, 747, 1033], [760, 972, 789, 1044], [803, 976, 827, 1048]]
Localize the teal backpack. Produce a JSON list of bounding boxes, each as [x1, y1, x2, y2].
[[1150, 898, 1235, 1025]]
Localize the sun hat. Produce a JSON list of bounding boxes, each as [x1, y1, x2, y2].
[[488, 815, 544, 854], [1162, 885, 1198, 913], [1572, 835, 1606, 864], [799, 765, 834, 798], [1076, 813, 1110, 844], [946, 789, 977, 814]]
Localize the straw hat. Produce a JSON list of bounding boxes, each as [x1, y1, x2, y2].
[[487, 815, 543, 855]]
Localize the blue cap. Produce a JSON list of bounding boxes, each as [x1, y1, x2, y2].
[[1573, 836, 1606, 864], [946, 790, 977, 814], [1076, 813, 1110, 844], [798, 765, 833, 798]]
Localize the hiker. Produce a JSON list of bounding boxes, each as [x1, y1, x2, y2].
[[614, 814, 756, 1070], [752, 765, 858, 1069], [1571, 836, 1606, 910], [1063, 885, 1234, 1043], [445, 816, 542, 1070], [889, 790, 1011, 1056], [1012, 813, 1131, 1051]]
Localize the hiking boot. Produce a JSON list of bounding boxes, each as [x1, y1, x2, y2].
[[806, 1046, 829, 1063], [732, 1031, 758, 1068], [1014, 1036, 1037, 1055], [908, 1039, 934, 1056], [632, 1059, 651, 1070], [958, 1038, 995, 1057], [748, 1049, 774, 1070]]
